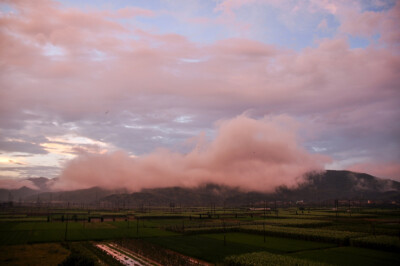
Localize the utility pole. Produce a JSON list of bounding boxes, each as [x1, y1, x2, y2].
[[137, 216, 139, 235], [348, 200, 351, 216], [264, 200, 266, 219], [64, 213, 68, 241], [335, 199, 339, 217], [263, 222, 266, 243], [223, 218, 226, 246]]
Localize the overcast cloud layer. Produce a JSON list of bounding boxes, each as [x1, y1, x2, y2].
[[0, 0, 399, 191]]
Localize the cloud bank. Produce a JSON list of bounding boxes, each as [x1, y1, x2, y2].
[[348, 161, 400, 181], [0, 0, 399, 182], [53, 115, 330, 192]]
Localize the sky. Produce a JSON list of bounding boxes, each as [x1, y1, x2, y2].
[[0, 0, 399, 191]]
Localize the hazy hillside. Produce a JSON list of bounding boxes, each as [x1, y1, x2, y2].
[[275, 170, 400, 202], [27, 177, 53, 191], [0, 186, 38, 202], [103, 184, 244, 207], [103, 170, 400, 206], [1, 170, 399, 205], [23, 187, 125, 204]]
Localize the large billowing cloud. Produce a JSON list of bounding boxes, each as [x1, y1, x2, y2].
[[52, 115, 330, 192], [348, 161, 400, 181], [0, 0, 399, 184]]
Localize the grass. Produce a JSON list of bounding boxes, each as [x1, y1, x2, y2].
[[144, 234, 264, 262], [0, 207, 399, 264], [203, 233, 335, 253], [0, 221, 177, 245], [225, 251, 328, 266], [143, 233, 336, 263], [0, 243, 69, 265]]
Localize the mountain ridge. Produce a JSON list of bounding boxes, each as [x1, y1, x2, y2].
[[1, 170, 399, 205]]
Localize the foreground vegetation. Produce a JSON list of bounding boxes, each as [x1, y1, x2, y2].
[[0, 243, 69, 265], [0, 206, 399, 265]]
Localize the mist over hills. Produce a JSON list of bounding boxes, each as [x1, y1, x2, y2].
[[103, 170, 400, 206], [1, 170, 399, 206]]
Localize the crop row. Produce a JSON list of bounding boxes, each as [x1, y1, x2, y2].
[[241, 225, 367, 245], [224, 251, 327, 266], [253, 219, 332, 228], [166, 218, 330, 233], [181, 225, 367, 245], [350, 235, 400, 252]]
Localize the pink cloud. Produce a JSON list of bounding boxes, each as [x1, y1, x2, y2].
[[332, 1, 400, 47], [348, 162, 400, 180], [0, 1, 398, 121], [0, 0, 398, 182], [52, 115, 330, 192], [112, 7, 155, 18], [2, 0, 397, 108]]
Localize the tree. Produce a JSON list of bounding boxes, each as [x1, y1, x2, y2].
[[59, 252, 95, 266]]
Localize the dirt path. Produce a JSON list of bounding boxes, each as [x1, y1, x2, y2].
[[96, 243, 158, 266]]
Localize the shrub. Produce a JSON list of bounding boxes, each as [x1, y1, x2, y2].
[[58, 252, 95, 266]]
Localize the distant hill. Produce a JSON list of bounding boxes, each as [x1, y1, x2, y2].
[[103, 184, 244, 207], [1, 170, 399, 206], [275, 170, 400, 202], [0, 176, 54, 202], [23, 187, 125, 204], [27, 177, 53, 191], [0, 186, 38, 202], [103, 170, 400, 206]]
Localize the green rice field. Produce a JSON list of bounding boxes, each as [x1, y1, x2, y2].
[[0, 206, 399, 265]]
